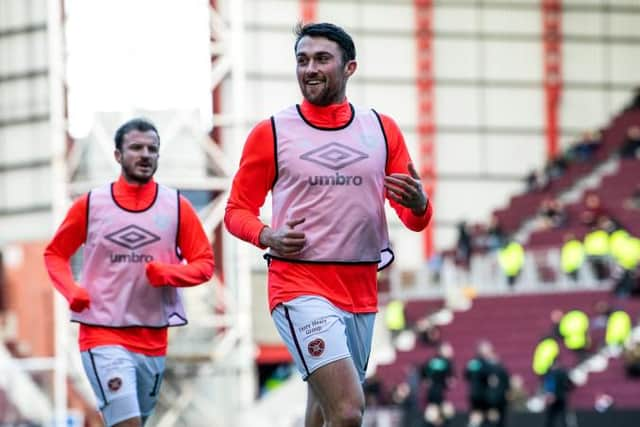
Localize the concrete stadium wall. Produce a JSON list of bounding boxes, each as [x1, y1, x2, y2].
[[0, 0, 53, 243]]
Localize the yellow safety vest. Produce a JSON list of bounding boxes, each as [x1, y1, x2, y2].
[[616, 237, 640, 271], [561, 239, 585, 273], [606, 311, 631, 346], [559, 310, 589, 350], [533, 338, 559, 375], [584, 230, 609, 256], [609, 229, 630, 262], [385, 300, 406, 331], [498, 242, 525, 277]]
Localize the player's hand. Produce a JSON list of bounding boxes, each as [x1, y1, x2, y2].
[[260, 218, 307, 255], [384, 162, 428, 215], [69, 286, 90, 312], [145, 261, 168, 287]]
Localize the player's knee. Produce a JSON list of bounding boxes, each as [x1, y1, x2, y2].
[[331, 401, 363, 426]]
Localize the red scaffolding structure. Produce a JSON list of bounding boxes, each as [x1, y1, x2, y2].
[[542, 0, 563, 159], [414, 0, 436, 258], [300, 0, 318, 23]]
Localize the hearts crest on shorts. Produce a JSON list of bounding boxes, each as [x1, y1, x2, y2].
[[308, 338, 325, 357], [108, 377, 123, 392]]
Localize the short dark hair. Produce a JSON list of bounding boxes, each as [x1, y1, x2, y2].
[[114, 118, 159, 150], [294, 22, 356, 64]]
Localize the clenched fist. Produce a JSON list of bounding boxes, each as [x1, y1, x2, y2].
[[69, 286, 90, 312]]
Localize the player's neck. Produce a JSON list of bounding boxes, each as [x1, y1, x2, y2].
[[300, 98, 351, 127], [117, 174, 155, 189]]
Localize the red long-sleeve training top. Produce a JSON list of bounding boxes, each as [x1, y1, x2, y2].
[[44, 176, 215, 356], [225, 99, 433, 313]]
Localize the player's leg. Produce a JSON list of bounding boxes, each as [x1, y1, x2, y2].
[[304, 383, 325, 427], [271, 296, 367, 426], [80, 346, 143, 427], [113, 418, 142, 427], [307, 309, 375, 426], [133, 352, 166, 425], [307, 357, 364, 427]]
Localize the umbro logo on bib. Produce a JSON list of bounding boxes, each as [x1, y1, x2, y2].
[[301, 143, 368, 186], [300, 142, 368, 171], [106, 225, 161, 250]]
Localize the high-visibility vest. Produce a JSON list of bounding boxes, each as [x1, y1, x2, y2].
[[606, 311, 631, 346], [584, 230, 609, 256], [615, 237, 640, 271], [559, 310, 589, 350], [533, 337, 559, 375], [385, 300, 406, 331], [561, 239, 585, 273], [609, 229, 630, 262], [498, 242, 525, 277]]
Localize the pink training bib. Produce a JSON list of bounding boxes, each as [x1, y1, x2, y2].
[[270, 104, 393, 269], [72, 183, 187, 327]]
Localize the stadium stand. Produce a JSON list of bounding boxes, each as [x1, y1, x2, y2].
[[376, 291, 640, 413], [494, 109, 640, 238]]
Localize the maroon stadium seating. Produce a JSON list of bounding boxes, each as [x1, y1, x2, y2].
[[376, 291, 640, 411]]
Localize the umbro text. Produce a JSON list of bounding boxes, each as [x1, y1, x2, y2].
[[110, 252, 154, 263], [308, 172, 363, 186]]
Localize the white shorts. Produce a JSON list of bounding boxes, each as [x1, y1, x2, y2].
[[272, 295, 375, 382], [81, 345, 165, 426]]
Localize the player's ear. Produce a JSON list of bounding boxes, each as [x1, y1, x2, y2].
[[114, 149, 122, 165], [344, 59, 357, 78]]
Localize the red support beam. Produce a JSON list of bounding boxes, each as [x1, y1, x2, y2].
[[300, 0, 318, 24], [542, 0, 563, 159], [413, 0, 436, 258], [209, 0, 225, 284]]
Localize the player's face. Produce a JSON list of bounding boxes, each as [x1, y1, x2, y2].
[[295, 36, 356, 106], [115, 130, 159, 184]]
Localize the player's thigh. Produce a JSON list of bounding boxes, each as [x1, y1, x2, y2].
[[112, 417, 142, 427], [81, 346, 141, 426], [344, 312, 375, 383], [272, 296, 351, 380], [133, 353, 166, 418], [307, 357, 364, 415]]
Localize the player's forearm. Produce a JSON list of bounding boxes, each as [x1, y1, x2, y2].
[[396, 199, 433, 231], [147, 258, 214, 287], [43, 249, 79, 302], [43, 195, 88, 300], [224, 205, 268, 248]]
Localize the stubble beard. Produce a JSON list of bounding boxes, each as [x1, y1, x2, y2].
[[303, 83, 343, 107], [123, 163, 157, 184]]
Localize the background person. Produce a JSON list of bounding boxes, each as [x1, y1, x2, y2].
[[543, 358, 574, 427], [421, 342, 455, 427]]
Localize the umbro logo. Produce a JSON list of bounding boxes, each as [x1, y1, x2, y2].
[[105, 225, 160, 250], [300, 142, 368, 171]]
